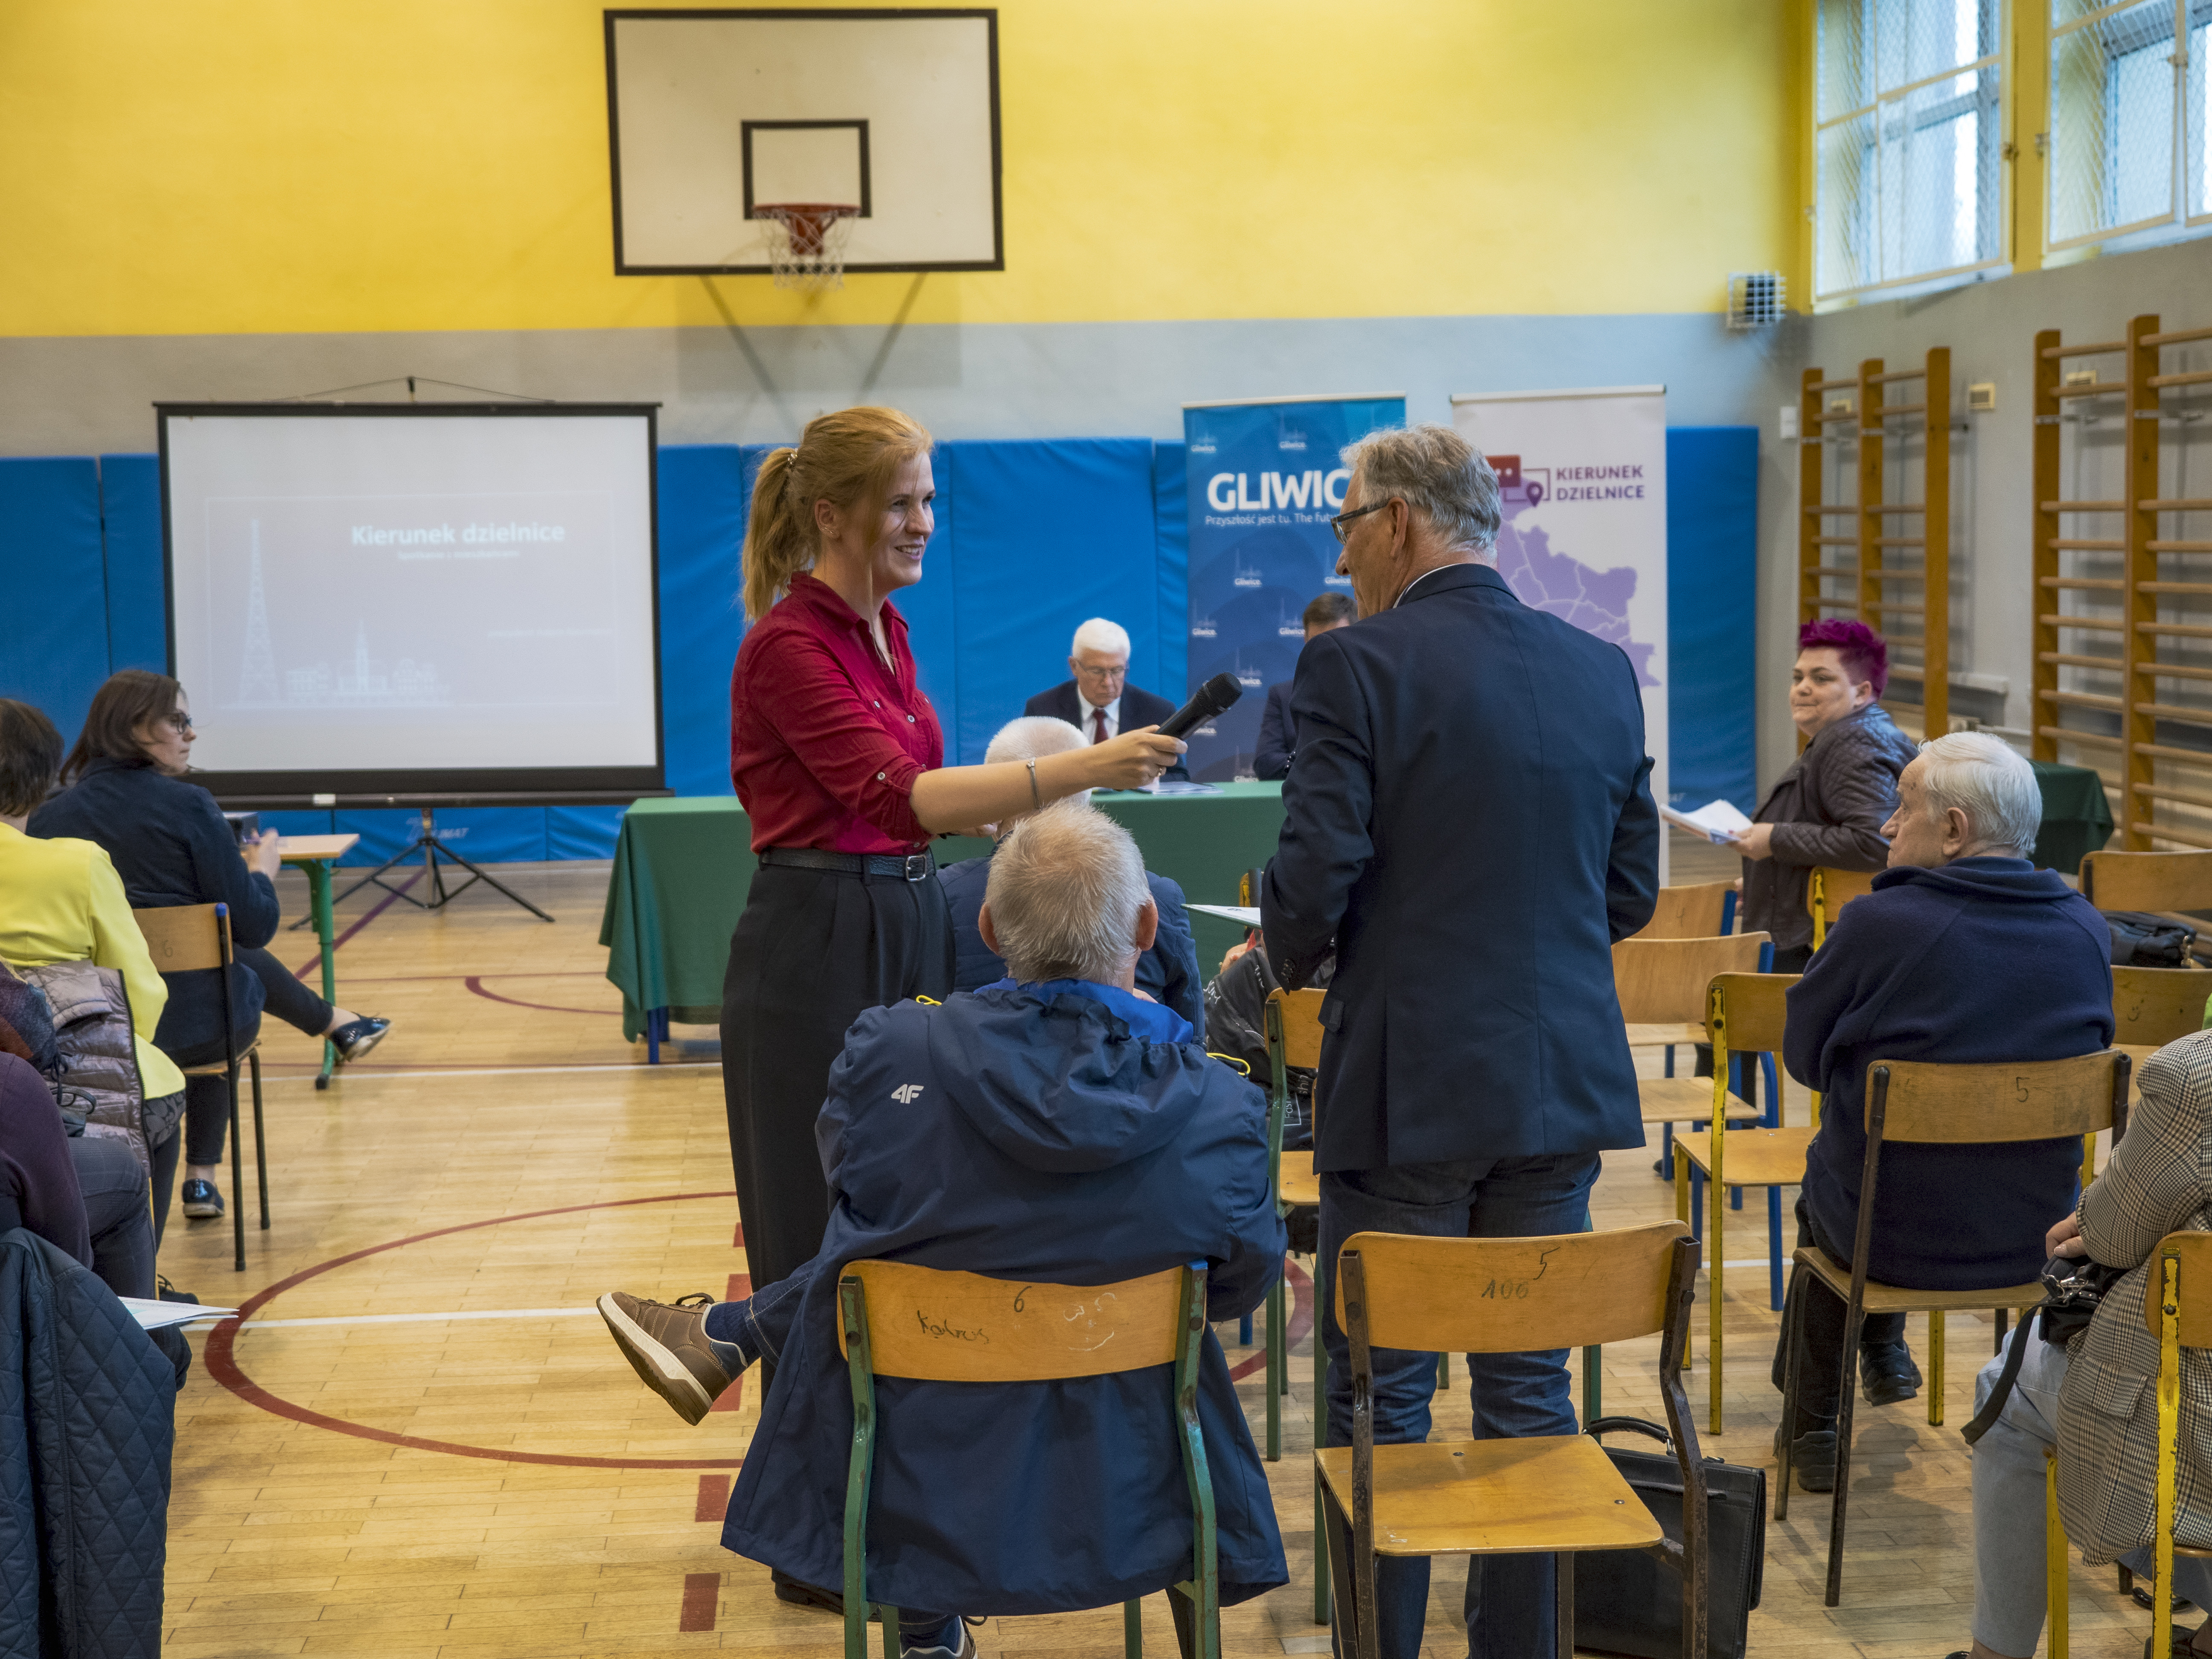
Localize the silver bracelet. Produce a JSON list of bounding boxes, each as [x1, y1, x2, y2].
[[1025, 758, 1042, 811]]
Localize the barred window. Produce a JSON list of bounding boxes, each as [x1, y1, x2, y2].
[[1815, 0, 2007, 302], [2047, 1, 2212, 250]]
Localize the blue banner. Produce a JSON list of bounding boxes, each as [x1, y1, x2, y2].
[[1182, 395, 1404, 781]]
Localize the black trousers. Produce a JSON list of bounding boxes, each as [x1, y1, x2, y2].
[[241, 946, 335, 1037], [167, 1022, 263, 1170], [719, 863, 952, 1296], [1772, 1193, 1906, 1434]]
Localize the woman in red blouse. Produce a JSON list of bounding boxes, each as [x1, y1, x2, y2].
[[723, 407, 1182, 1301]]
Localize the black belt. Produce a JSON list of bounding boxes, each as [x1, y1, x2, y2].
[[759, 846, 937, 882]]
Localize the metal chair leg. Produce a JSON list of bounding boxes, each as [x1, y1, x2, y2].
[[1314, 1325, 1330, 1624], [1928, 1311, 1946, 1427], [228, 1062, 246, 1273], [1710, 1146, 1726, 1434], [1124, 1598, 1142, 1659], [1238, 1313, 1252, 1346], [2046, 1448, 2069, 1659], [1264, 1278, 1282, 1461], [1775, 1259, 1810, 1522], [1555, 1553, 1574, 1659], [1436, 1351, 1449, 1390], [877, 1607, 899, 1659], [1767, 1187, 1785, 1311], [1825, 1290, 1869, 1606], [251, 1051, 270, 1229]]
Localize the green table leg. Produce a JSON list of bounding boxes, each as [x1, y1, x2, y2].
[[309, 860, 338, 1091]]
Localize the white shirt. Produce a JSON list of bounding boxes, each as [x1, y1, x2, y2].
[[1081, 696, 1121, 742]]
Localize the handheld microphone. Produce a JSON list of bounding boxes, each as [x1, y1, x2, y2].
[[1155, 672, 1244, 741]]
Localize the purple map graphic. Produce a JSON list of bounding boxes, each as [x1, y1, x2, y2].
[[1495, 518, 1659, 688]]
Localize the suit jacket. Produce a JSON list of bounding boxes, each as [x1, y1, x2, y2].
[[1261, 563, 1659, 1171], [1253, 682, 1295, 780], [1022, 681, 1189, 779]]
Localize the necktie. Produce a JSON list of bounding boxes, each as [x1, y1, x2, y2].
[[1091, 706, 1108, 744]]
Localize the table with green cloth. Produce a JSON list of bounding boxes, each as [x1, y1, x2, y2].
[[600, 783, 1289, 1059], [2029, 758, 2114, 875]]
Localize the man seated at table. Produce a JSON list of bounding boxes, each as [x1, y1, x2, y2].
[[940, 717, 1202, 1028], [1773, 731, 2113, 1491], [598, 803, 1286, 1659], [1025, 618, 1188, 779], [1253, 591, 1355, 780]]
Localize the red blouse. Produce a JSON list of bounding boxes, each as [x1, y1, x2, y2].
[[728, 572, 944, 855]]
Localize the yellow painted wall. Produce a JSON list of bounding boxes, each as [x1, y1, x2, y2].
[[0, 1, 1807, 337]]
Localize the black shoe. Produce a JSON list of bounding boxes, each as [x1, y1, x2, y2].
[[1862, 1342, 1923, 1406], [330, 1016, 391, 1063], [180, 1179, 224, 1220], [1774, 1423, 1837, 1492], [2144, 1619, 2209, 1659]]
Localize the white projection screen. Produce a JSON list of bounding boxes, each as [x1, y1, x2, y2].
[[159, 405, 664, 800]]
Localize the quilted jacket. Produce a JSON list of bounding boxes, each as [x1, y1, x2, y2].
[[1740, 702, 1918, 954], [2057, 1028, 2212, 1562], [0, 1228, 173, 1659], [12, 964, 162, 1176]]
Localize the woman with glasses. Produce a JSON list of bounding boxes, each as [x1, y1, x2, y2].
[[30, 669, 389, 1227]]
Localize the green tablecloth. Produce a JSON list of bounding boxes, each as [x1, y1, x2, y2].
[[600, 783, 1288, 1042], [2030, 759, 2114, 875]]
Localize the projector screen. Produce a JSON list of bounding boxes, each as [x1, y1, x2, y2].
[[159, 404, 663, 800]]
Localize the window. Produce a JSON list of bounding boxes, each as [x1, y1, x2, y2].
[[1815, 0, 2008, 302], [2047, 1, 2212, 249]]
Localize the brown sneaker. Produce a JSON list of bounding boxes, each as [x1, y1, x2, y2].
[[597, 1291, 736, 1425]]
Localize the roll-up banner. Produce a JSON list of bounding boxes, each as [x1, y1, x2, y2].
[[1182, 393, 1406, 781], [1450, 386, 1670, 876]]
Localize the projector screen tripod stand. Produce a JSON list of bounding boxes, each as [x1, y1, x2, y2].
[[321, 806, 555, 923]]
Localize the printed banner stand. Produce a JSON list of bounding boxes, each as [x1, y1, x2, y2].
[[1450, 385, 1671, 883], [1182, 393, 1406, 781]]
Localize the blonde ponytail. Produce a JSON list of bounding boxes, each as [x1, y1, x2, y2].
[[739, 406, 934, 620]]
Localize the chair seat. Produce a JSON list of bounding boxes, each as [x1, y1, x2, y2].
[[1637, 1077, 1746, 1123], [176, 1039, 261, 1077], [1625, 1022, 1706, 1049], [1315, 1436, 1663, 1557], [1793, 1246, 2043, 1314], [1279, 1152, 1321, 1210], [1679, 1127, 1816, 1187]]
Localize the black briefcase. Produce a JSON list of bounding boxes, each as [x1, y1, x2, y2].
[[1570, 1416, 1766, 1659]]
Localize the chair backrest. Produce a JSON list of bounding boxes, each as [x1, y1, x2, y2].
[[1611, 933, 1770, 1026], [1708, 972, 1799, 1060], [1239, 867, 1262, 908], [129, 902, 231, 974], [2143, 1232, 2212, 1348], [837, 1260, 1187, 1381], [1264, 987, 1326, 1071], [2113, 965, 2212, 1051], [1807, 867, 1878, 947], [1631, 881, 1738, 942], [2083, 849, 2212, 914], [1333, 1220, 1694, 1354], [1866, 1051, 2129, 1144]]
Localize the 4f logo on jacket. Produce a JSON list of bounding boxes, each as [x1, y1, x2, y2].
[[891, 1084, 925, 1104]]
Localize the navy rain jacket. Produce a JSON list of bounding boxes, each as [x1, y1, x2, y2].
[[720, 979, 1287, 1613], [1787, 855, 2115, 1289]]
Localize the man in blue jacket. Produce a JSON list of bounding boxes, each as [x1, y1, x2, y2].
[[1262, 423, 1659, 1659], [1773, 731, 2114, 1491], [940, 716, 1202, 1029], [600, 804, 1286, 1659]]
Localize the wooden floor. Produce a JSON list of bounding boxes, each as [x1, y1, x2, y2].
[[151, 841, 2160, 1658]]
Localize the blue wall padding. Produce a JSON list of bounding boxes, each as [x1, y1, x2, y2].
[[1151, 442, 1189, 707], [894, 444, 961, 756], [1665, 426, 1760, 814], [656, 444, 760, 797], [0, 458, 110, 745], [97, 454, 167, 674]]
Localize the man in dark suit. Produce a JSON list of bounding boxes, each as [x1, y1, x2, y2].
[[1261, 423, 1659, 1659], [1024, 618, 1187, 779], [1253, 591, 1355, 779]]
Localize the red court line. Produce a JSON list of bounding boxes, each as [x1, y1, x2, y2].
[[694, 1474, 731, 1522], [679, 1572, 721, 1631], [463, 975, 621, 1016], [202, 1189, 748, 1470], [291, 870, 422, 980], [1226, 1259, 1315, 1383]]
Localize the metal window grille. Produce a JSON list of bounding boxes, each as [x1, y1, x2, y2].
[[1815, 0, 2008, 302], [2047, 0, 2212, 250]]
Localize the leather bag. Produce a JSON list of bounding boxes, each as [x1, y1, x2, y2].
[[1571, 1416, 1766, 1659]]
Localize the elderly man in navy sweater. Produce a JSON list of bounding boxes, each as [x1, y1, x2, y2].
[[1773, 731, 2113, 1491], [598, 803, 1285, 1659]]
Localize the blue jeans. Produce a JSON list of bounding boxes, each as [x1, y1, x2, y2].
[[1318, 1153, 1602, 1659]]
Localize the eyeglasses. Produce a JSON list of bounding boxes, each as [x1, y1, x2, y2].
[[1073, 664, 1127, 682], [1330, 501, 1391, 544], [158, 713, 195, 735]]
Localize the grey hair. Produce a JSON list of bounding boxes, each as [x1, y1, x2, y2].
[[1071, 617, 1131, 658], [985, 716, 1091, 813], [1915, 732, 2042, 855], [1340, 423, 1501, 554], [984, 802, 1150, 985]]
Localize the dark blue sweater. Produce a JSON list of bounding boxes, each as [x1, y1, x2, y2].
[[1786, 856, 2114, 1289]]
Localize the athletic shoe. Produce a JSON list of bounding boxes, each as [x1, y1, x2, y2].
[[597, 1290, 739, 1425], [1861, 1342, 1923, 1406], [330, 1016, 391, 1063], [903, 1617, 981, 1659], [180, 1179, 224, 1220]]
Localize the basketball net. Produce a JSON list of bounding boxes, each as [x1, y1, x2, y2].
[[754, 204, 858, 290]]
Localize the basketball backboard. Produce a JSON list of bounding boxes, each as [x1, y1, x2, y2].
[[605, 9, 1003, 275]]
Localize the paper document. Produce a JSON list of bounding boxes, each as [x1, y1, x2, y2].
[[1187, 903, 1262, 927], [120, 1297, 236, 1331], [1660, 800, 1754, 844], [1145, 780, 1222, 796]]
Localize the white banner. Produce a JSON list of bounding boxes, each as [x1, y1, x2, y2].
[[1450, 385, 1669, 880]]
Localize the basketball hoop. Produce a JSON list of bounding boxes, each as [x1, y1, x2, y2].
[[754, 203, 859, 289]]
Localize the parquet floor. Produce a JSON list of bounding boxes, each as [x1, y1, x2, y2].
[[149, 842, 2159, 1657]]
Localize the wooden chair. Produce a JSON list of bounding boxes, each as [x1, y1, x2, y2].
[[1263, 986, 1331, 1624], [2046, 1232, 2212, 1659], [1806, 866, 1877, 951], [132, 901, 265, 1273], [835, 1259, 1220, 1659], [1318, 1222, 1708, 1659], [1627, 880, 1739, 943], [2080, 847, 2212, 914], [2111, 963, 2209, 1121], [1775, 1048, 2133, 1605], [1614, 933, 1773, 1185], [1671, 973, 1808, 1430]]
